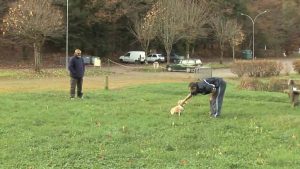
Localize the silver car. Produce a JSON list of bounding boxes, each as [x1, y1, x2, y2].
[[146, 54, 165, 63]]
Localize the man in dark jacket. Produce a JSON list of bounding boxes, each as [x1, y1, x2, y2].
[[179, 77, 226, 117], [68, 49, 85, 99]]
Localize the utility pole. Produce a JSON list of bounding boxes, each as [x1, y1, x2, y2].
[[66, 0, 69, 70]]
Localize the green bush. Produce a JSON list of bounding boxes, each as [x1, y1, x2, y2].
[[293, 59, 300, 74], [231, 60, 283, 77]]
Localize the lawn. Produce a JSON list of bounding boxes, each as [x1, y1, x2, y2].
[[0, 82, 300, 169]]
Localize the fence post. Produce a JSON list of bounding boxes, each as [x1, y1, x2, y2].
[[105, 75, 109, 90], [105, 59, 110, 90]]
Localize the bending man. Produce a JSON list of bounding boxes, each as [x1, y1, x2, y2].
[[179, 77, 227, 118]]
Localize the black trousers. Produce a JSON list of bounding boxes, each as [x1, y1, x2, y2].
[[70, 77, 83, 98]]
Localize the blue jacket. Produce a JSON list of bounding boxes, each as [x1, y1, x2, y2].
[[68, 56, 85, 78], [193, 77, 224, 95]]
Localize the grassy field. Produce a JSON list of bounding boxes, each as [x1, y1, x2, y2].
[[1, 82, 300, 169]]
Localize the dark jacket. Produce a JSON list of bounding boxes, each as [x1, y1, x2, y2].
[[194, 77, 224, 95], [68, 56, 85, 78]]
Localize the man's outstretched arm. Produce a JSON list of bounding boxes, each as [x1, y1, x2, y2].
[[178, 93, 192, 106]]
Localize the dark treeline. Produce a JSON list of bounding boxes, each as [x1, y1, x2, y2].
[[1, 0, 300, 63]]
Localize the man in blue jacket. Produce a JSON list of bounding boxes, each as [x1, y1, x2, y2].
[[68, 49, 85, 99], [179, 77, 226, 118]]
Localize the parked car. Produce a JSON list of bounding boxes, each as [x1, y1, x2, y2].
[[146, 54, 165, 63], [82, 55, 92, 64], [91, 56, 100, 65], [119, 51, 146, 63], [169, 54, 184, 63], [162, 51, 184, 63], [81, 55, 100, 65], [166, 59, 202, 73]]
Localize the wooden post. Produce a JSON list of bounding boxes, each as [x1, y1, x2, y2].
[[105, 59, 110, 90], [105, 75, 109, 90]]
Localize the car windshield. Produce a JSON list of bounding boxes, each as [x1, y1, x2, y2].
[[181, 60, 195, 64]]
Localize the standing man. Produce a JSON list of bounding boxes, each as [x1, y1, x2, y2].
[[68, 49, 85, 99], [179, 77, 226, 118]]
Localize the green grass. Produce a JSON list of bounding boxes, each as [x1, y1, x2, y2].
[[1, 83, 300, 169]]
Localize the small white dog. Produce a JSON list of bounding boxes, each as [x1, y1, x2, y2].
[[170, 100, 188, 116], [170, 105, 184, 116]]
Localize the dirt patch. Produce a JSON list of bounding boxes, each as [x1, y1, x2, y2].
[[0, 65, 235, 93]]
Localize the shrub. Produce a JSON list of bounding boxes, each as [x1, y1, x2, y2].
[[230, 61, 249, 77], [239, 77, 267, 91], [231, 60, 283, 77], [267, 78, 288, 92], [282, 63, 291, 76], [239, 77, 298, 92], [293, 60, 300, 74]]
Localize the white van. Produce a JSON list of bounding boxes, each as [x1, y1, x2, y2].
[[119, 51, 146, 63]]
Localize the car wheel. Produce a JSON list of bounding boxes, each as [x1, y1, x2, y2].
[[120, 59, 123, 62], [167, 67, 172, 72], [186, 68, 191, 73]]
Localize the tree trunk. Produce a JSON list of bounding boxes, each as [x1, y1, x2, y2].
[[22, 45, 29, 61], [164, 42, 172, 64], [219, 42, 223, 64], [144, 50, 148, 64], [34, 42, 42, 72], [166, 50, 171, 64], [220, 50, 223, 64], [192, 46, 195, 57], [232, 45, 235, 60], [186, 40, 190, 59], [143, 40, 150, 64]]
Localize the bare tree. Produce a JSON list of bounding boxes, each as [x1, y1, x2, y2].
[[0, 0, 11, 45], [182, 0, 210, 58], [210, 15, 231, 64], [129, 3, 159, 58], [1, 0, 64, 72], [227, 19, 244, 60], [155, 0, 186, 64]]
